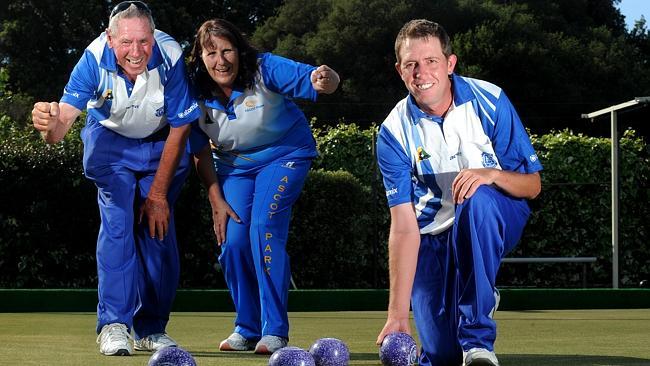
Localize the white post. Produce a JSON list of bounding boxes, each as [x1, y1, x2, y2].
[[610, 111, 619, 289], [581, 97, 649, 289]]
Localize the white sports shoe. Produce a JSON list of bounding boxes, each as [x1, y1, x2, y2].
[[134, 333, 177, 352], [219, 332, 256, 351], [254, 335, 288, 355], [463, 348, 500, 366], [96, 323, 133, 356]]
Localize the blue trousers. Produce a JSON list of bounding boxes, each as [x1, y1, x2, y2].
[[81, 120, 188, 339], [217, 158, 311, 340], [413, 185, 530, 366]]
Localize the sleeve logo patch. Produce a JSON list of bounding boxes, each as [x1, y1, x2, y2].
[[481, 152, 497, 168], [178, 101, 198, 119]]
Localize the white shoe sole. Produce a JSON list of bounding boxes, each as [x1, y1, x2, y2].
[[101, 348, 132, 356]]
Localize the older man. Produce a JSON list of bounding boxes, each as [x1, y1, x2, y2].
[[31, 1, 199, 356]]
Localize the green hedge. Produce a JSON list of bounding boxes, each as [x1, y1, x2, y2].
[[0, 119, 96, 288], [502, 129, 650, 287], [288, 169, 385, 288], [0, 119, 648, 288]]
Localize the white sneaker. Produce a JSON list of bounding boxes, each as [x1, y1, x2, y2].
[[219, 332, 256, 351], [254, 335, 288, 355], [463, 348, 500, 366], [134, 333, 177, 352], [96, 323, 133, 356]]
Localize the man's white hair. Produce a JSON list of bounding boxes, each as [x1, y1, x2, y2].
[[108, 4, 155, 36]]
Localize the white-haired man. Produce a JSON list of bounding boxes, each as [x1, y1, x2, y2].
[[31, 1, 199, 356]]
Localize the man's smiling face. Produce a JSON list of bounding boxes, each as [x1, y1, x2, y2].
[[396, 36, 456, 116], [108, 16, 154, 81]]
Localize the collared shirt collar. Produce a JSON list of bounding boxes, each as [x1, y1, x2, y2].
[[99, 32, 163, 73], [451, 73, 475, 106], [407, 94, 444, 124], [204, 86, 244, 111], [407, 73, 475, 125]]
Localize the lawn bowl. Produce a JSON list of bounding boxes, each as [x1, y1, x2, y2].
[[269, 346, 316, 366], [379, 332, 417, 366], [309, 337, 350, 366], [148, 346, 197, 366]]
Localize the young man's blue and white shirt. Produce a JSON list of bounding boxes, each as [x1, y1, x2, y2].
[[377, 73, 543, 235], [188, 53, 318, 174], [60, 30, 200, 138]]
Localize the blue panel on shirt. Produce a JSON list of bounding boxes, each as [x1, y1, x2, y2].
[[60, 30, 199, 138], [377, 74, 542, 234], [61, 50, 101, 111], [453, 74, 542, 174], [259, 53, 318, 101], [376, 125, 414, 208]]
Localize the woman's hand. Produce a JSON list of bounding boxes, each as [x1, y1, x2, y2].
[[210, 198, 241, 245]]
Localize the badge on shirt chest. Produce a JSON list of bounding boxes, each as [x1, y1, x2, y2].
[[155, 106, 165, 117], [417, 146, 431, 161], [243, 97, 264, 112]]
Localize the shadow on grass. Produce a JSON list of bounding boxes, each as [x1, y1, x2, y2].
[[500, 354, 650, 365], [350, 352, 379, 360], [191, 351, 269, 360], [348, 353, 650, 365], [184, 351, 650, 366]]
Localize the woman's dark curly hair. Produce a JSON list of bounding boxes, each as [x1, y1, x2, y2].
[[188, 19, 259, 99]]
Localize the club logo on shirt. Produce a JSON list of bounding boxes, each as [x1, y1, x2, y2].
[[530, 154, 538, 162], [103, 89, 113, 101], [245, 98, 257, 108], [155, 106, 165, 117], [481, 152, 497, 168], [417, 146, 430, 161], [243, 97, 264, 112]]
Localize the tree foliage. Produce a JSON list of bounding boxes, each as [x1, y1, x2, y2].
[[0, 0, 106, 101], [252, 0, 649, 131], [0, 0, 282, 101], [252, 0, 461, 125], [453, 0, 649, 131], [2, 0, 648, 131]]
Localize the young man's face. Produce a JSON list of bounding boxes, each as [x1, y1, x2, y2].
[[396, 36, 457, 116], [107, 16, 154, 81]]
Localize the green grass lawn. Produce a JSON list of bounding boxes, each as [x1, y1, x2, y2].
[[0, 310, 648, 365]]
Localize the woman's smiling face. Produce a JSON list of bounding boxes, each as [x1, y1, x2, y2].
[[201, 35, 240, 96]]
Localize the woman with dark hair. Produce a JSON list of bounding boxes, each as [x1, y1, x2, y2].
[[187, 19, 340, 354]]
